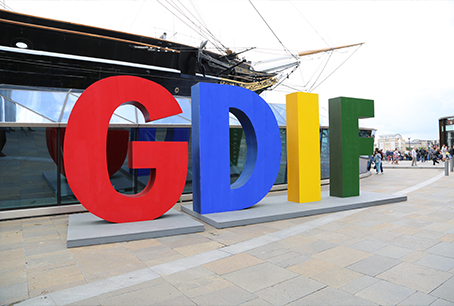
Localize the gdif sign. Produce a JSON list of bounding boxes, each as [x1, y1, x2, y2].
[[64, 76, 373, 223]]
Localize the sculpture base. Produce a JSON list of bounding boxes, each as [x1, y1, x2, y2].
[[67, 209, 204, 248], [181, 191, 406, 229]]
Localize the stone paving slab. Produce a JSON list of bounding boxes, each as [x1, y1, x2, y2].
[[377, 262, 452, 293], [254, 275, 326, 305], [355, 280, 416, 305], [347, 254, 401, 276], [287, 286, 376, 305], [430, 277, 454, 303], [3, 168, 454, 306], [222, 262, 299, 292], [181, 191, 407, 228], [397, 291, 438, 306]]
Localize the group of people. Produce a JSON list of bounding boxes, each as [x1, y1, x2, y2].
[[368, 144, 454, 172], [429, 144, 454, 165], [384, 148, 422, 164]]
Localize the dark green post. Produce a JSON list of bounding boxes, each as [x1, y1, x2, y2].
[[329, 97, 374, 197]]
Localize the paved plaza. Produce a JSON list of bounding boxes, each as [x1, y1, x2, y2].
[[1, 165, 454, 305]]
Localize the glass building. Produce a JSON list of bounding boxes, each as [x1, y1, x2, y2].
[[0, 84, 374, 220], [439, 116, 454, 147]]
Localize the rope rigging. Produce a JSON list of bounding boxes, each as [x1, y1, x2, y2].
[[289, 0, 332, 48], [309, 44, 363, 92], [0, 1, 14, 11], [156, 0, 227, 54], [248, 0, 298, 62], [1, 1, 362, 97], [153, 0, 361, 95], [175, 0, 226, 50], [308, 50, 333, 92]]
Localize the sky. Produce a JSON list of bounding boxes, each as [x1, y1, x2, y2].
[[3, 0, 454, 141]]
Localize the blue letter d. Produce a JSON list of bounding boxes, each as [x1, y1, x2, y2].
[[191, 83, 281, 214]]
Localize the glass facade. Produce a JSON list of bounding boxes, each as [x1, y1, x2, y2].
[[0, 84, 374, 216], [439, 116, 454, 147], [0, 127, 57, 210]]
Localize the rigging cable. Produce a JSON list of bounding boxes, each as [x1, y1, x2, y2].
[[289, 0, 332, 48], [298, 62, 306, 88], [175, 0, 225, 52], [309, 44, 363, 92], [182, 0, 227, 51], [308, 50, 333, 92], [0, 1, 14, 11], [271, 64, 300, 91], [160, 0, 226, 53], [156, 0, 215, 50], [127, 0, 146, 32], [248, 0, 299, 62], [168, 0, 211, 39], [279, 83, 308, 93], [297, 51, 330, 89]]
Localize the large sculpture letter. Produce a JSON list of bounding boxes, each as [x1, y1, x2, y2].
[[286, 92, 321, 203], [64, 76, 188, 223], [329, 97, 374, 197], [191, 83, 281, 214]]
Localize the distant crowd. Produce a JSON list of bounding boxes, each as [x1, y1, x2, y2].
[[367, 144, 454, 174]]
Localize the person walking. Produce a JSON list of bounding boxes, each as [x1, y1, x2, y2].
[[379, 149, 385, 173], [433, 146, 440, 165], [367, 154, 374, 172], [374, 148, 383, 174], [411, 147, 417, 166], [392, 148, 399, 165], [420, 148, 426, 163], [441, 145, 448, 161]]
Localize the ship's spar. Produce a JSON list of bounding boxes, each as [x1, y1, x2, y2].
[[243, 42, 365, 91]]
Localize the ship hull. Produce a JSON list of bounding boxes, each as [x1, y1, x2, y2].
[[0, 45, 213, 97], [0, 9, 276, 96]]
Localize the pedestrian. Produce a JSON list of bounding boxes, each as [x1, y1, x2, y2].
[[374, 148, 383, 174], [392, 148, 399, 165], [387, 150, 392, 162], [441, 145, 447, 161], [367, 155, 373, 172], [411, 147, 417, 166], [433, 146, 440, 165], [420, 148, 426, 163], [379, 149, 384, 173]]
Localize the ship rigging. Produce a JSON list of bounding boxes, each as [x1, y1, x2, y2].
[[0, 1, 363, 97]]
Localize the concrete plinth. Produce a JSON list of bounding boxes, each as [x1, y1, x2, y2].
[[181, 191, 407, 229], [67, 209, 204, 248]]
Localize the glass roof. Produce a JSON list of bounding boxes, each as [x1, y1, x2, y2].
[[0, 84, 287, 126]]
